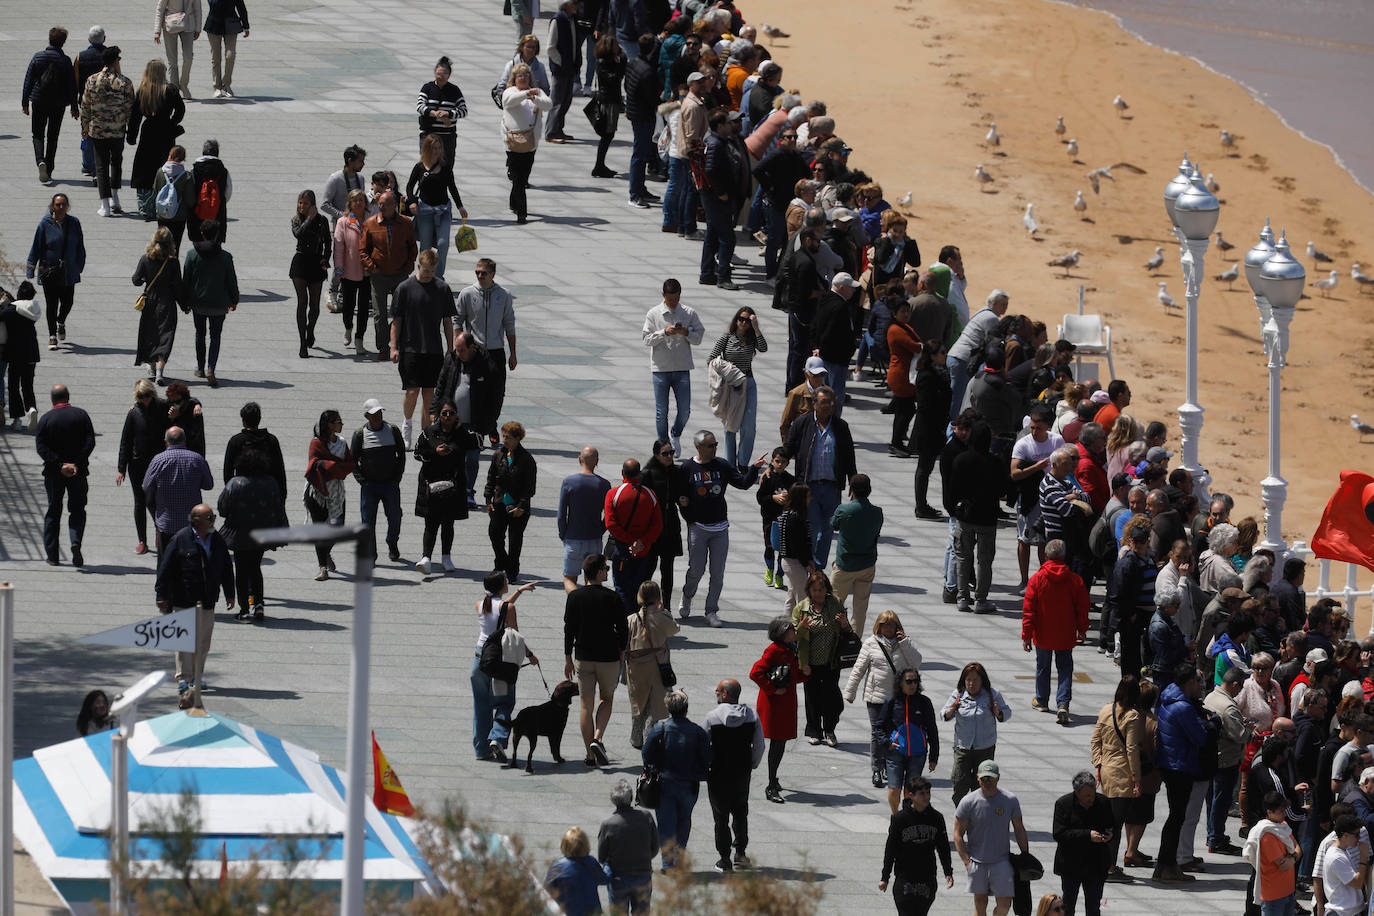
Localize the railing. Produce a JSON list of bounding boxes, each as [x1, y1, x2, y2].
[[1290, 541, 1374, 636]]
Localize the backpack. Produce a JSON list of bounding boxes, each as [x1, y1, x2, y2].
[[195, 175, 221, 221], [156, 175, 181, 220], [33, 57, 59, 101]]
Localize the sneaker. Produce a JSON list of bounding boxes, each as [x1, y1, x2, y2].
[[1057, 708, 1071, 726], [942, 587, 957, 604], [671, 434, 681, 457], [717, 279, 740, 291], [222, 87, 234, 99], [590, 740, 610, 766], [887, 445, 913, 458], [416, 556, 431, 575], [489, 741, 508, 763], [212, 88, 225, 99], [442, 555, 456, 573], [315, 566, 329, 581], [763, 569, 774, 587], [206, 372, 218, 388], [774, 575, 786, 591], [628, 197, 650, 209], [1015, 580, 1028, 596], [916, 505, 943, 519], [872, 769, 886, 787], [705, 611, 722, 628], [733, 852, 752, 870], [714, 858, 733, 874], [49, 336, 58, 350], [973, 600, 997, 614], [956, 598, 972, 613], [823, 731, 838, 748], [388, 545, 402, 563], [253, 604, 265, 622], [110, 193, 123, 214], [1031, 697, 1046, 711], [97, 200, 112, 218], [194, 368, 205, 378], [807, 736, 821, 745], [682, 230, 705, 241], [25, 407, 39, 431], [71, 544, 84, 567], [57, 323, 65, 341], [237, 608, 251, 621], [677, 603, 690, 619], [135, 541, 148, 555], [37, 162, 50, 183], [584, 752, 598, 767], [402, 418, 414, 450]]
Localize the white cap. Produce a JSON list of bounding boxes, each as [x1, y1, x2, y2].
[[804, 356, 828, 376], [832, 272, 860, 289], [362, 398, 385, 416]]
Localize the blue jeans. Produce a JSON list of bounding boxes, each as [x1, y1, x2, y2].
[[609, 873, 652, 913], [700, 194, 736, 281], [944, 518, 958, 591], [652, 370, 691, 441], [656, 776, 699, 867], [806, 480, 842, 567], [822, 360, 848, 416], [359, 481, 402, 556], [724, 377, 757, 468], [628, 118, 656, 200], [947, 354, 971, 424], [469, 653, 515, 755], [1259, 894, 1295, 916], [661, 157, 697, 233], [885, 752, 927, 789], [413, 200, 453, 278], [1206, 763, 1239, 848], [1035, 647, 1074, 709]]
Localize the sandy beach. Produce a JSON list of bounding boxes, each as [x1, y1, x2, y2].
[[744, 0, 1374, 597]]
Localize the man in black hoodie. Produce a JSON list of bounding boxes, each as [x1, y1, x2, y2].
[[967, 349, 1023, 458], [880, 776, 955, 912], [947, 422, 1009, 614], [223, 401, 286, 510]]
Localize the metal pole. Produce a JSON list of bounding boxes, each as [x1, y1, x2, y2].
[[1, 583, 14, 916], [1258, 308, 1293, 556], [110, 732, 128, 915], [1177, 234, 1211, 504], [340, 534, 375, 916]]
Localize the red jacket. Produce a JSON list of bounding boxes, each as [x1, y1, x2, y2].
[[1075, 441, 1109, 514], [1021, 560, 1089, 650], [306, 437, 355, 490], [604, 478, 662, 552]]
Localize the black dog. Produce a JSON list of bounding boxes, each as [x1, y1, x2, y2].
[[500, 680, 580, 773]]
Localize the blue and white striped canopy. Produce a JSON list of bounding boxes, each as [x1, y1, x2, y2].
[[12, 711, 432, 893]]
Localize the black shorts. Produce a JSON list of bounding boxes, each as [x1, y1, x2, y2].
[[398, 352, 443, 389]]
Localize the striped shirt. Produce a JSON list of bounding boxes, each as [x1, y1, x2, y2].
[[416, 81, 468, 136], [707, 330, 768, 378]]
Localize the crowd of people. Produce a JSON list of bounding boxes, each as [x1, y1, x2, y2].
[[9, 4, 1364, 916]]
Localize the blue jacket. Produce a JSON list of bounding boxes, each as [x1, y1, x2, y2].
[[642, 714, 711, 781], [1208, 633, 1250, 685], [27, 214, 86, 286], [544, 854, 608, 916], [22, 46, 77, 109], [1147, 611, 1187, 675], [1156, 682, 1207, 776]]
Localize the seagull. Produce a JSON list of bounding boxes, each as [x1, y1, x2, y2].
[[985, 122, 1000, 147], [1084, 161, 1146, 194], [1113, 94, 1129, 117], [1158, 281, 1179, 312], [1353, 414, 1374, 438], [1205, 173, 1220, 193], [975, 164, 994, 187], [1215, 231, 1235, 255], [1066, 138, 1079, 158], [1144, 247, 1165, 272], [1354, 264, 1374, 293], [1311, 270, 1338, 296], [1074, 190, 1087, 215], [1055, 116, 1066, 138], [1214, 263, 1239, 289], [1307, 241, 1334, 264], [1047, 250, 1082, 275], [761, 23, 790, 37], [896, 190, 913, 207], [1220, 129, 1236, 150], [1023, 203, 1038, 236]]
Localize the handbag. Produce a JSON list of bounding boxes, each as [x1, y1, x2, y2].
[[454, 219, 478, 253], [37, 260, 64, 284], [635, 768, 661, 809], [134, 258, 169, 312], [164, 11, 188, 33], [582, 95, 602, 134], [636, 607, 676, 688], [766, 663, 791, 690], [837, 628, 864, 668], [504, 127, 537, 153]]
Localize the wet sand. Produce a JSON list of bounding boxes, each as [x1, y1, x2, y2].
[[744, 0, 1374, 597]]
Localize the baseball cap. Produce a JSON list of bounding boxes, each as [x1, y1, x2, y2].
[[1305, 648, 1329, 666], [362, 398, 385, 415], [1146, 446, 1174, 463], [828, 207, 857, 223], [976, 760, 1000, 779], [1090, 389, 1112, 405], [726, 108, 743, 121], [687, 71, 708, 84], [832, 271, 860, 289], [804, 356, 828, 376]]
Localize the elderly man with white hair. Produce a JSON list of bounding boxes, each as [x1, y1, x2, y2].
[[946, 287, 1011, 423]]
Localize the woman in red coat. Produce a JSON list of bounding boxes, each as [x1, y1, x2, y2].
[[751, 615, 810, 804], [885, 299, 922, 457]]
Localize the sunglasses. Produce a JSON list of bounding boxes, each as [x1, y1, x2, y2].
[[658, 450, 674, 457], [439, 410, 457, 417], [475, 269, 492, 276]]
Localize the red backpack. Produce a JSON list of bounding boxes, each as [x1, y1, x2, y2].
[[195, 176, 221, 221]]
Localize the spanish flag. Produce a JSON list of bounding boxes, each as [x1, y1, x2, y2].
[[1311, 471, 1374, 573], [371, 731, 415, 817]]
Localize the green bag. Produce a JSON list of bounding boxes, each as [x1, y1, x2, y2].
[[454, 220, 478, 253]]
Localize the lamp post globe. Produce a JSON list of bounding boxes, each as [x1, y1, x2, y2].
[[1244, 218, 1277, 293], [1260, 231, 1306, 312], [1163, 152, 1195, 226], [1173, 167, 1221, 242]]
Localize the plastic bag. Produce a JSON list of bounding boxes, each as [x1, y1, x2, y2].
[[454, 220, 478, 253]]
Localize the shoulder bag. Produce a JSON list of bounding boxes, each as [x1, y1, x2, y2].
[[836, 626, 864, 669], [648, 608, 676, 688], [766, 661, 791, 689], [1113, 704, 1160, 794], [635, 767, 661, 808], [135, 258, 169, 312], [479, 602, 520, 682], [504, 126, 537, 153]]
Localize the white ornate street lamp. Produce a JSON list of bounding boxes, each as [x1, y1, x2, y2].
[[1247, 228, 1305, 556], [1165, 158, 1219, 502]]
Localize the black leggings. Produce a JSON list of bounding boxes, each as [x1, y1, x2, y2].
[[767, 738, 787, 787], [7, 362, 36, 420], [293, 277, 322, 348], [234, 547, 265, 609], [422, 514, 456, 557], [595, 130, 615, 172], [304, 491, 338, 567], [42, 279, 75, 337], [128, 459, 151, 543], [647, 550, 677, 606], [891, 876, 939, 915], [340, 277, 370, 339], [890, 395, 916, 448], [914, 449, 938, 509], [506, 150, 535, 220]]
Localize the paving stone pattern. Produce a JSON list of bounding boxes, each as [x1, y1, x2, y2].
[[0, 3, 1246, 912]]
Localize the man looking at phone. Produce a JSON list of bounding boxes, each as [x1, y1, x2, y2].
[[642, 278, 704, 457]]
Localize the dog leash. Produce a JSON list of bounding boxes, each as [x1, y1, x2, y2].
[[522, 659, 552, 697]]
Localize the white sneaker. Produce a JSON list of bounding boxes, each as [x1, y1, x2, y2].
[[25, 408, 39, 431], [212, 88, 224, 99], [222, 87, 234, 98], [442, 555, 456, 573], [402, 418, 414, 449], [416, 556, 431, 575], [705, 612, 722, 628], [110, 191, 123, 213], [97, 200, 112, 217], [671, 434, 681, 457]]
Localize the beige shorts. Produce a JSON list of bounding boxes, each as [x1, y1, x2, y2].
[[576, 659, 620, 700]]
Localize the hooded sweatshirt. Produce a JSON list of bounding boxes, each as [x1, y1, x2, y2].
[[1021, 560, 1089, 651], [1209, 632, 1252, 685], [154, 160, 194, 221], [703, 701, 765, 777], [182, 238, 239, 315]]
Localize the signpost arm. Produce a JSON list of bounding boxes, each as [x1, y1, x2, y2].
[[2, 583, 14, 916]]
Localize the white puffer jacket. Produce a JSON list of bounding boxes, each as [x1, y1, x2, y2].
[[843, 634, 923, 705]]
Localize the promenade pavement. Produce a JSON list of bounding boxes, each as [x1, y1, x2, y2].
[[1, 2, 1248, 912]]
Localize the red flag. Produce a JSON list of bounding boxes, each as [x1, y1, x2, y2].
[[1311, 471, 1374, 572], [371, 731, 415, 817], [218, 841, 228, 887]]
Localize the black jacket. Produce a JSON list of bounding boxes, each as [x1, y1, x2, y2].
[[485, 444, 537, 513], [155, 524, 235, 608], [204, 0, 250, 34], [756, 467, 795, 524], [23, 46, 77, 110], [216, 475, 286, 551], [35, 403, 95, 477], [776, 507, 811, 565], [946, 427, 1007, 525], [784, 413, 857, 487], [118, 399, 170, 473], [351, 422, 406, 485], [704, 130, 748, 200], [754, 146, 811, 210], [809, 291, 856, 365], [414, 421, 482, 518], [0, 301, 41, 364], [166, 396, 206, 457], [877, 691, 939, 766], [623, 57, 659, 122], [429, 344, 494, 433], [1051, 790, 1114, 878], [772, 245, 825, 321], [913, 366, 952, 458], [881, 803, 953, 884], [563, 583, 629, 662], [642, 458, 685, 556], [223, 427, 286, 500]]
